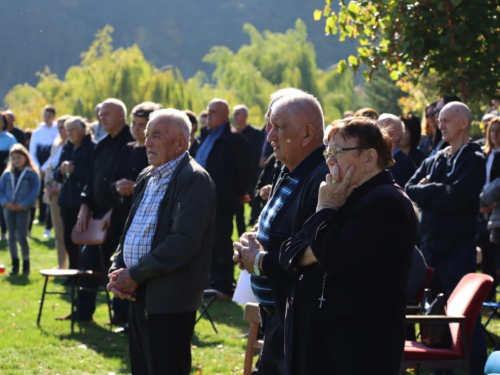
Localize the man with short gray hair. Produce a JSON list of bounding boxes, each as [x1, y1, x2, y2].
[[379, 113, 416, 187], [108, 109, 216, 374], [56, 98, 134, 323], [233, 89, 328, 374]]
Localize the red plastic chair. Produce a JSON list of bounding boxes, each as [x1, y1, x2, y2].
[[401, 273, 493, 375]]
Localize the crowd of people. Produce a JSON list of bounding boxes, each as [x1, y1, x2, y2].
[[0, 91, 499, 375]]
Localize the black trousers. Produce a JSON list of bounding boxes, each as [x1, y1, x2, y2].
[[129, 285, 196, 375], [258, 311, 284, 375], [209, 211, 235, 295], [60, 206, 80, 270]]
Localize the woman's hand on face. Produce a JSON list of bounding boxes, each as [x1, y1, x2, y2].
[[317, 164, 357, 212]]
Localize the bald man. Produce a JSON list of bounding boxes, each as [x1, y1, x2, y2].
[[193, 99, 252, 300], [406, 102, 487, 373], [378, 114, 416, 187]]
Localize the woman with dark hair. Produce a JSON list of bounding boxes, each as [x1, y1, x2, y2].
[[278, 117, 417, 374], [418, 102, 444, 158], [400, 114, 424, 167]]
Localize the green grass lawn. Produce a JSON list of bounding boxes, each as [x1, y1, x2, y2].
[[0, 221, 499, 374]]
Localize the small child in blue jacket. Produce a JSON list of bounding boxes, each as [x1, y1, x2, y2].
[[0, 144, 40, 275]]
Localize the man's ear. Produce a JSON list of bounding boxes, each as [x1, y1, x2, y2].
[[177, 136, 187, 152], [364, 148, 378, 172], [301, 124, 314, 147]]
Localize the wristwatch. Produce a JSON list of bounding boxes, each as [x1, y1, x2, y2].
[[253, 252, 264, 276]]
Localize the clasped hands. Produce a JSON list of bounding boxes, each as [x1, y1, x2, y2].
[[317, 164, 357, 212], [233, 233, 264, 274], [4, 201, 23, 212], [106, 268, 138, 301]]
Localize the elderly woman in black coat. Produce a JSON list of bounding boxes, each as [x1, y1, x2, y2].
[[277, 117, 417, 375]]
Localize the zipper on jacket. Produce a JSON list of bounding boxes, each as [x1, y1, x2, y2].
[[144, 309, 148, 320]]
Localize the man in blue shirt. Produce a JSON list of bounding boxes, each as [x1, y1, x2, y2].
[[193, 99, 252, 300]]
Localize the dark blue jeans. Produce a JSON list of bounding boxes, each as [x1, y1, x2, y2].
[[421, 240, 487, 375]]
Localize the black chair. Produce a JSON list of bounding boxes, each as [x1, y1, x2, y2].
[[37, 268, 113, 333], [196, 289, 218, 333]]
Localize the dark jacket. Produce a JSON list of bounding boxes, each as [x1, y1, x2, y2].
[[197, 122, 252, 216], [110, 141, 149, 233], [110, 154, 216, 314], [54, 134, 95, 208], [261, 145, 329, 327], [239, 124, 265, 181], [405, 142, 485, 244], [389, 149, 416, 188], [81, 125, 134, 213], [280, 170, 416, 375]]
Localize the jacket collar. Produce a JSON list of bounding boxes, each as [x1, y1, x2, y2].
[[282, 144, 326, 179]]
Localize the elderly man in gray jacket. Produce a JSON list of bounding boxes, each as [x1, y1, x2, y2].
[[107, 109, 216, 375]]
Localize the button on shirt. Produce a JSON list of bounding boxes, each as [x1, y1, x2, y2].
[[123, 153, 185, 268]]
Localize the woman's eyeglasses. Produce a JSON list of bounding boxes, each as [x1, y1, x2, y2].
[[324, 146, 367, 160]]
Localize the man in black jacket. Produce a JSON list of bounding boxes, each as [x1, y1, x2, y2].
[[193, 99, 252, 300], [405, 101, 487, 374], [57, 98, 134, 322], [108, 109, 216, 374], [233, 89, 328, 374], [232, 104, 265, 233]]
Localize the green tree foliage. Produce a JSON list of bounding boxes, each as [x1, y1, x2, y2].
[[315, 0, 500, 102], [364, 68, 405, 115], [5, 22, 359, 128]]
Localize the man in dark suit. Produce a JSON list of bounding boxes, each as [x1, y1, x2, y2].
[[193, 99, 252, 300], [232, 104, 264, 233], [379, 113, 416, 188], [108, 109, 216, 374], [57, 98, 134, 322]]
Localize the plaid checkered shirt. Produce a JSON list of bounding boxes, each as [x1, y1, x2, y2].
[[123, 153, 185, 268], [250, 168, 300, 307]]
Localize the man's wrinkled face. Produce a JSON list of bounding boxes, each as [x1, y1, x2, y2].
[[145, 117, 182, 168], [438, 107, 463, 144], [99, 103, 124, 134], [206, 102, 228, 129], [233, 109, 247, 128], [267, 107, 302, 169]]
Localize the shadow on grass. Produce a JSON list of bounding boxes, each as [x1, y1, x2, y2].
[[206, 301, 247, 330], [38, 318, 131, 372], [6, 273, 32, 285], [30, 236, 56, 248]]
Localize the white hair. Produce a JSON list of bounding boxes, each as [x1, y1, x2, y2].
[[233, 104, 249, 115], [102, 98, 127, 118], [378, 113, 405, 134], [272, 91, 325, 138], [64, 116, 89, 133], [149, 108, 192, 141]]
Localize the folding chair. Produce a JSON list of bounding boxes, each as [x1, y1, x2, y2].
[[482, 301, 500, 346], [196, 289, 218, 333], [37, 268, 113, 333]]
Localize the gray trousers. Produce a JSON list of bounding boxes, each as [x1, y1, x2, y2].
[[4, 208, 30, 261]]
